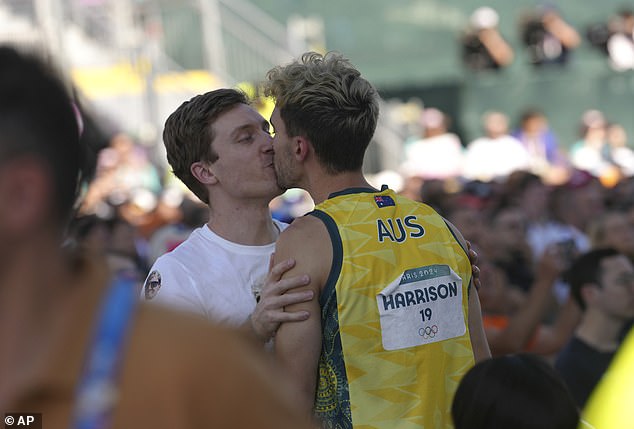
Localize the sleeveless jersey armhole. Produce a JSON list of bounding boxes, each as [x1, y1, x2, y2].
[[308, 210, 343, 307]]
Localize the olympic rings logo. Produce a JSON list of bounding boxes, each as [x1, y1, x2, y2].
[[418, 325, 439, 339]]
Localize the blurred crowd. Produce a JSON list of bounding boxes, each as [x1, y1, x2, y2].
[[70, 77, 634, 307], [397, 104, 633, 185], [462, 4, 634, 71]]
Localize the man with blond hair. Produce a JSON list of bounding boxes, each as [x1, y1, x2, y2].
[[264, 52, 490, 428]]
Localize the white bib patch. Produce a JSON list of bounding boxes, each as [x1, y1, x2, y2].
[[376, 264, 466, 351]]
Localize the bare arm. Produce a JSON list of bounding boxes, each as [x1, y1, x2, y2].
[[530, 297, 582, 355], [241, 256, 313, 344], [479, 28, 514, 66], [486, 245, 567, 356], [468, 286, 492, 361], [273, 217, 330, 416], [444, 219, 491, 361], [543, 12, 581, 49]]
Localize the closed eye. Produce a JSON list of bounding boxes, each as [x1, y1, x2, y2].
[[238, 134, 255, 143]]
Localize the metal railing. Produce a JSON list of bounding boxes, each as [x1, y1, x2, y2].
[[197, 0, 302, 85]]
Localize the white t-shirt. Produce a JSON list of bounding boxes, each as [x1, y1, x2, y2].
[[142, 220, 288, 327], [463, 135, 531, 182], [401, 133, 464, 179]]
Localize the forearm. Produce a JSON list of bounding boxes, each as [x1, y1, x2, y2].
[[479, 30, 514, 66], [530, 298, 581, 355], [544, 19, 580, 48], [275, 315, 322, 417], [468, 287, 491, 362]]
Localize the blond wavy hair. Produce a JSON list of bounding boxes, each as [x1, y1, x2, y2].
[[264, 51, 379, 173]]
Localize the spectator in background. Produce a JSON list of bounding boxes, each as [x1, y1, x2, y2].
[[554, 170, 606, 236], [570, 110, 622, 186], [147, 194, 208, 264], [608, 175, 634, 215], [582, 328, 634, 428], [419, 178, 456, 216], [511, 108, 566, 178], [398, 175, 425, 202], [67, 214, 109, 254], [80, 133, 161, 215], [607, 8, 634, 71], [400, 107, 464, 180], [493, 170, 590, 307], [477, 239, 579, 357], [270, 188, 315, 224], [463, 111, 531, 182], [445, 191, 491, 254], [68, 211, 146, 291], [537, 181, 596, 303], [495, 171, 560, 259], [461, 7, 514, 71], [488, 206, 535, 293], [606, 122, 634, 177], [104, 213, 147, 289], [555, 248, 634, 408], [588, 210, 634, 263], [452, 353, 579, 429], [519, 5, 580, 67]]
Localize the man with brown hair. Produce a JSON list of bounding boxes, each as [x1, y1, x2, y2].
[[555, 247, 634, 408], [142, 88, 313, 341]]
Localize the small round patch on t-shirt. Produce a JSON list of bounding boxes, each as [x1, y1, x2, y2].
[[144, 270, 162, 300]]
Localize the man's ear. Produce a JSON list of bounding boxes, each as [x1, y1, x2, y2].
[[191, 161, 218, 186], [295, 136, 311, 162], [0, 158, 51, 234]]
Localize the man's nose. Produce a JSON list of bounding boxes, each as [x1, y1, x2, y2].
[[261, 133, 274, 152]]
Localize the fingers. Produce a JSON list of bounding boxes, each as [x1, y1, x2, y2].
[[270, 311, 311, 323], [261, 306, 310, 325], [471, 264, 481, 291], [466, 241, 481, 291], [467, 244, 478, 266], [258, 271, 312, 306], [271, 290, 314, 308], [267, 274, 311, 295], [252, 299, 312, 340], [268, 258, 296, 281]]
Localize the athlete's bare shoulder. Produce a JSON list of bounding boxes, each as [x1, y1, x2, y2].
[[275, 214, 332, 293]]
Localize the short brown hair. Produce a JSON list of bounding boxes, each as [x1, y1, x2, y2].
[[163, 89, 248, 204], [264, 52, 379, 173]]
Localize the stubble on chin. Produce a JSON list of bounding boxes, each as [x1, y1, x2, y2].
[[274, 171, 291, 191], [273, 159, 290, 191]]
